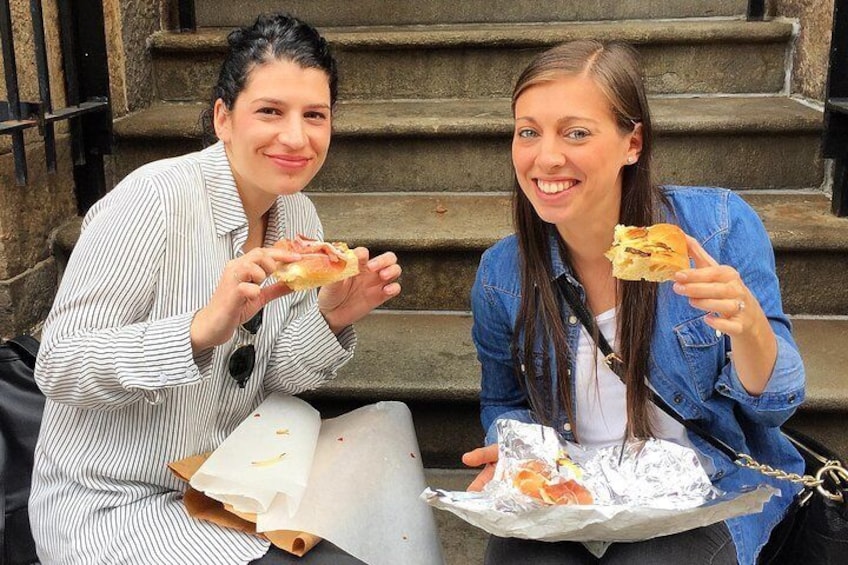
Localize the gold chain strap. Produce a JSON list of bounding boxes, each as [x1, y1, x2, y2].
[[736, 453, 848, 502], [736, 454, 822, 487]]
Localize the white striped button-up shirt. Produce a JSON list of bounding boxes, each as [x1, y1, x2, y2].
[[30, 142, 355, 564]]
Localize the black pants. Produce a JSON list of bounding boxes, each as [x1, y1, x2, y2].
[[485, 522, 737, 564], [249, 541, 366, 564]]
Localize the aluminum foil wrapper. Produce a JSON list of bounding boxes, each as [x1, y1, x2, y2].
[[422, 420, 777, 549], [483, 419, 586, 512], [488, 420, 716, 511], [582, 438, 716, 509]]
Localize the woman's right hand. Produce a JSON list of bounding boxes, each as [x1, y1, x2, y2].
[[190, 247, 301, 353], [462, 444, 499, 492]]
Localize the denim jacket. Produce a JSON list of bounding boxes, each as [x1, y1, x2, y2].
[[471, 187, 805, 565]]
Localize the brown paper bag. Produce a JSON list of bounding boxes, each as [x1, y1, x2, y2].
[[168, 453, 322, 557]]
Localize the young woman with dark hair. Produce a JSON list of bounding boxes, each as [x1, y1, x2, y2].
[[30, 13, 398, 564], [462, 41, 805, 565]]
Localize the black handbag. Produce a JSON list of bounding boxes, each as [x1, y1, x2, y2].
[[758, 427, 848, 564], [0, 335, 44, 565], [554, 277, 848, 565]]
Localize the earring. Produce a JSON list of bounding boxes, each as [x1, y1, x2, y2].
[[626, 156, 636, 164]]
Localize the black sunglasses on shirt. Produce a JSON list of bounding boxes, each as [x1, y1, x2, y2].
[[228, 307, 263, 388]]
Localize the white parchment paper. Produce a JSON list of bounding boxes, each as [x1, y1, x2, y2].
[[191, 394, 444, 565], [190, 394, 321, 516], [260, 400, 445, 565]]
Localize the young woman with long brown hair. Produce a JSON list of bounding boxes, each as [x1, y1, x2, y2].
[[462, 41, 805, 565]]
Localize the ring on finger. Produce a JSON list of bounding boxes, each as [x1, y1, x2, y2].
[[736, 300, 746, 313]]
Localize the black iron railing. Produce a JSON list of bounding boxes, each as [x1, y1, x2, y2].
[[0, 0, 112, 214], [179, 0, 197, 32], [747, 0, 766, 21], [824, 0, 848, 217]]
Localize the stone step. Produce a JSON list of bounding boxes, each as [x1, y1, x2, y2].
[[197, 0, 747, 27], [55, 191, 848, 316], [303, 312, 848, 468], [109, 97, 823, 192], [299, 312, 481, 468], [149, 19, 793, 100], [312, 192, 848, 316], [425, 468, 486, 565]]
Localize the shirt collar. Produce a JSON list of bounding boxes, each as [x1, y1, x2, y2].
[[200, 142, 248, 238], [546, 225, 577, 284], [199, 141, 288, 242]]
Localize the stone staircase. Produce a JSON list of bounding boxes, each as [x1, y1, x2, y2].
[[54, 1, 848, 562]]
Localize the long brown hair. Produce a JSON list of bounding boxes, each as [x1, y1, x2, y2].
[[511, 41, 667, 440]]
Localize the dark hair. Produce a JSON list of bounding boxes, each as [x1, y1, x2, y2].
[[200, 13, 338, 145], [511, 40, 667, 440]]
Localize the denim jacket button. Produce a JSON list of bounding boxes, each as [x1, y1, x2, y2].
[[715, 470, 725, 479], [568, 315, 578, 325], [715, 329, 722, 338], [673, 393, 683, 404], [788, 394, 797, 403]]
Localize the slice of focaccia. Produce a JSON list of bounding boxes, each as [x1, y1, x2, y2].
[[604, 223, 689, 282]]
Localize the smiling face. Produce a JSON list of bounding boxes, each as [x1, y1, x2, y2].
[[511, 73, 642, 231], [214, 58, 332, 210]]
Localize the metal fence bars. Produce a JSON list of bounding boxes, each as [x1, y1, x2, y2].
[[824, 0, 848, 217], [0, 0, 112, 215]]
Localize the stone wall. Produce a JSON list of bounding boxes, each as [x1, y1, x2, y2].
[[103, 0, 165, 189], [0, 140, 75, 339], [770, 0, 835, 101], [105, 0, 163, 116]]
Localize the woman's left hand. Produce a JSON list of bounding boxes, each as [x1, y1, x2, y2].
[[462, 444, 499, 492], [672, 235, 765, 337], [672, 235, 777, 395], [318, 248, 402, 333]]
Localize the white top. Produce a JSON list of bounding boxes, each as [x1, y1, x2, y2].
[[574, 308, 705, 464], [30, 142, 356, 564]]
